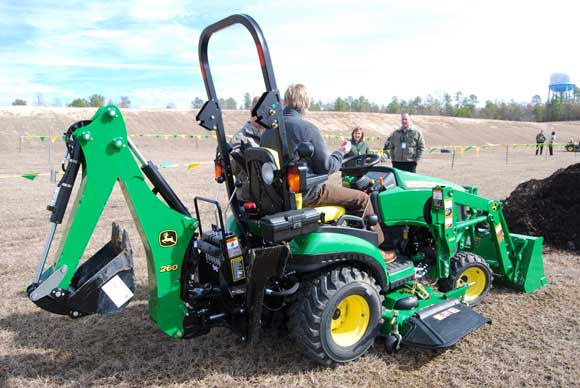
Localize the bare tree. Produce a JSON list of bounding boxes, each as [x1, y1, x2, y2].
[[89, 94, 105, 107], [118, 96, 131, 108], [191, 97, 204, 109]]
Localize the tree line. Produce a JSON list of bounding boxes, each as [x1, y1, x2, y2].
[[306, 89, 580, 122], [12, 88, 580, 122], [190, 89, 580, 122], [11, 94, 131, 108]]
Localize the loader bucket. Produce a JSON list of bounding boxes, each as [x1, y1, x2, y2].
[[509, 233, 548, 293], [29, 223, 135, 317]]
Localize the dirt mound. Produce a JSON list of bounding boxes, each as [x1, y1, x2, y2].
[[503, 163, 580, 251]]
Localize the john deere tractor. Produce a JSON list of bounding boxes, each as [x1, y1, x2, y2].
[[565, 140, 580, 152], [27, 15, 547, 366]]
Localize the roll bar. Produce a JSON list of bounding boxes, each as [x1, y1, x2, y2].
[[196, 14, 293, 214]]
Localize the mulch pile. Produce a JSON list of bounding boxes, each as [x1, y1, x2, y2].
[[503, 163, 580, 251]]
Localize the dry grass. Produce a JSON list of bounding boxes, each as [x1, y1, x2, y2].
[[1, 109, 580, 387]]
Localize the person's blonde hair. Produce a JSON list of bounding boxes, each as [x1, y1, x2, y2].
[[284, 84, 310, 113]]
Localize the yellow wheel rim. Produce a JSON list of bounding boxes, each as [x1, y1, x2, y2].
[[457, 267, 487, 302], [567, 146, 575, 152], [330, 295, 370, 347]]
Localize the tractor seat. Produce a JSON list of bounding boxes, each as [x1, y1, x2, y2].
[[244, 146, 345, 223], [315, 205, 346, 223]]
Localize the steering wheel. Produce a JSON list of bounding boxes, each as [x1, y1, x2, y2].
[[340, 153, 381, 176]]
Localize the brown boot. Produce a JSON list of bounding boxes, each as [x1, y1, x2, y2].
[[380, 249, 397, 263]]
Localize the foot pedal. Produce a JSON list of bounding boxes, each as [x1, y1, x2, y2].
[[402, 299, 490, 349]]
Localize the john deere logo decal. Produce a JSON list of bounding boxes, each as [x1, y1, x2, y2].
[[159, 230, 177, 247]]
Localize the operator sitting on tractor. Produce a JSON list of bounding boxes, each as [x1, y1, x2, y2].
[[228, 96, 264, 201], [260, 84, 395, 262]]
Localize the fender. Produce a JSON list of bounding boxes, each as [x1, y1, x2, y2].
[[288, 231, 388, 290]]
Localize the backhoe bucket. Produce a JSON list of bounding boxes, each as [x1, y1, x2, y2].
[[29, 223, 135, 317], [510, 233, 548, 293]]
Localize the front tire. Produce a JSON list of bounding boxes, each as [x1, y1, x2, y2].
[[288, 267, 383, 366], [439, 251, 493, 306], [567, 145, 575, 152]]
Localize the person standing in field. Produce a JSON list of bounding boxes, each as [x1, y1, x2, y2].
[[389, 112, 425, 173], [549, 131, 556, 156], [535, 129, 546, 156], [345, 126, 373, 157]]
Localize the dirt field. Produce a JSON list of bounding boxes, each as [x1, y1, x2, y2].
[[1, 108, 580, 388]]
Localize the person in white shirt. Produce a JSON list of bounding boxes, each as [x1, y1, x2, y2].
[[549, 131, 556, 156]]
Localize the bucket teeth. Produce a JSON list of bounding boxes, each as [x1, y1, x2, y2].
[[110, 222, 132, 255]]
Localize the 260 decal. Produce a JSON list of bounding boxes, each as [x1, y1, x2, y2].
[[160, 264, 179, 272]]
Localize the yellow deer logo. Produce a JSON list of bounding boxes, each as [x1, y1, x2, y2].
[[159, 230, 177, 247]]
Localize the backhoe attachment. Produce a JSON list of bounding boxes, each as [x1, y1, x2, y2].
[[28, 105, 198, 338]]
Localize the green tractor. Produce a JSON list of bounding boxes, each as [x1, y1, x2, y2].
[[27, 15, 547, 366], [565, 140, 580, 152]]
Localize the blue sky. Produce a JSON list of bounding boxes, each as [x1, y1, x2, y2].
[[1, 0, 579, 108]]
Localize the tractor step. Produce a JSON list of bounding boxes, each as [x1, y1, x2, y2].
[[402, 299, 490, 349], [386, 259, 415, 290]]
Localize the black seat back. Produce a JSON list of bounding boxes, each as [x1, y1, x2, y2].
[[245, 147, 285, 216]]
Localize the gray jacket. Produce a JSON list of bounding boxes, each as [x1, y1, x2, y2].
[[260, 108, 343, 200], [230, 121, 262, 201], [389, 127, 425, 162]]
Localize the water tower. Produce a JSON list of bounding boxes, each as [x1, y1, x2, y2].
[[548, 73, 576, 103]]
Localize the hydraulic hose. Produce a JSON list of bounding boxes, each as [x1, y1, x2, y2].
[[265, 282, 300, 297], [50, 141, 82, 224]]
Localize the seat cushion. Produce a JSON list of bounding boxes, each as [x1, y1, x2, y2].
[[315, 206, 346, 222]]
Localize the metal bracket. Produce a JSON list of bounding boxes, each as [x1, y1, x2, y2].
[[30, 265, 68, 301], [252, 90, 283, 130], [196, 100, 222, 131]]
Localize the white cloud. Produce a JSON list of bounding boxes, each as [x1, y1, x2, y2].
[[129, 86, 204, 108], [0, 68, 74, 105], [129, 0, 187, 21], [2, 0, 579, 107]]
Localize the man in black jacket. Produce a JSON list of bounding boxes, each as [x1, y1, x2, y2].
[[535, 130, 546, 156], [261, 84, 394, 261]]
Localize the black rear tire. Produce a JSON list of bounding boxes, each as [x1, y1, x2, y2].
[[288, 267, 383, 366], [439, 251, 493, 306]]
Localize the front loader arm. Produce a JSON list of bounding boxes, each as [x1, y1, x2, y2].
[[29, 106, 198, 338], [429, 186, 547, 293]]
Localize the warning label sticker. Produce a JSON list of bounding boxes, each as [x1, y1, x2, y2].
[[444, 198, 453, 228], [495, 223, 504, 243], [226, 236, 242, 258], [102, 275, 134, 308], [433, 307, 460, 321], [230, 256, 246, 282]]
